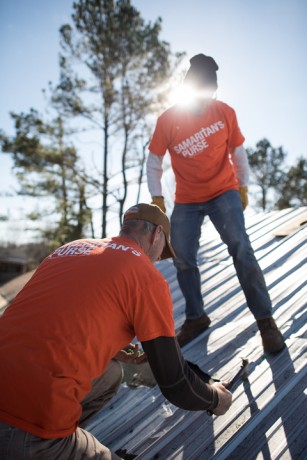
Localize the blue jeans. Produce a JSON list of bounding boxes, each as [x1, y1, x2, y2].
[[170, 190, 272, 320]]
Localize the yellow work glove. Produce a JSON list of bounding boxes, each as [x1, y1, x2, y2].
[[151, 196, 166, 213], [239, 187, 249, 210]]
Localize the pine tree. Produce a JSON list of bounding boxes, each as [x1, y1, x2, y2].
[[275, 157, 307, 209], [247, 138, 287, 210], [53, 0, 183, 236], [0, 110, 93, 247]]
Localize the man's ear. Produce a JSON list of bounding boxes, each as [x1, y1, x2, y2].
[[153, 224, 163, 243]]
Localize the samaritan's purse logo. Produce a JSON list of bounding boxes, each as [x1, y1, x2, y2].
[[174, 121, 224, 158]]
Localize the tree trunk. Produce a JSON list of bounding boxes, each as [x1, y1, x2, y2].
[[119, 128, 129, 226], [136, 141, 148, 203], [102, 116, 109, 238]]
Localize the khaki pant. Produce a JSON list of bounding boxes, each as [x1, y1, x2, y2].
[[0, 360, 123, 459]]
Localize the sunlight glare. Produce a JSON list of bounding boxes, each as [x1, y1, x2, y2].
[[170, 84, 196, 107], [169, 83, 216, 108]]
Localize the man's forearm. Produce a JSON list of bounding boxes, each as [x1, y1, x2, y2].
[[141, 336, 218, 411]]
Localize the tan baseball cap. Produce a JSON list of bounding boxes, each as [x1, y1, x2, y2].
[[123, 203, 176, 260]]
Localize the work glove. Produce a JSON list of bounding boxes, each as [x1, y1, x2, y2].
[[151, 196, 166, 213], [239, 187, 248, 210]]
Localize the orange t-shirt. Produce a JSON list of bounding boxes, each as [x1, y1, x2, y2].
[[0, 237, 175, 439], [149, 100, 245, 203]]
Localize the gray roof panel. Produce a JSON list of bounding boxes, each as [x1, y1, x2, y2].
[[86, 207, 307, 459]]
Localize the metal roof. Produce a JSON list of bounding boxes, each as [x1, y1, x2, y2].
[[86, 207, 307, 459]]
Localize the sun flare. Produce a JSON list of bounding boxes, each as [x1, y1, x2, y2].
[[169, 84, 215, 108]]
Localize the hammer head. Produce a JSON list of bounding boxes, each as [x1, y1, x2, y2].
[[240, 358, 249, 378], [206, 357, 249, 416], [227, 357, 249, 391]]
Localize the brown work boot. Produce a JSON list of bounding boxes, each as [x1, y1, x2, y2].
[[177, 314, 211, 347], [257, 317, 285, 353]]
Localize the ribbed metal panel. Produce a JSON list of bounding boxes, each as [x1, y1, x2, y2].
[[87, 207, 307, 459]]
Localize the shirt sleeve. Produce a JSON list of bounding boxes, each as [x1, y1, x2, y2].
[[148, 114, 170, 156], [146, 152, 163, 197], [227, 107, 245, 148], [231, 144, 250, 186], [141, 336, 218, 411], [132, 276, 175, 342]]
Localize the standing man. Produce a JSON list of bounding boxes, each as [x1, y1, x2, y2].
[[0, 203, 232, 460], [147, 54, 285, 353]]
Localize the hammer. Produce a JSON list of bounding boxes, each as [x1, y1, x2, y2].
[[227, 357, 249, 391], [207, 357, 249, 416]]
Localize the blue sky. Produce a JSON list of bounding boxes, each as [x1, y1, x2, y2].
[[1, 0, 306, 242]]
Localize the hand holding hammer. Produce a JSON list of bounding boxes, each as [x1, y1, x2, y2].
[[208, 358, 249, 416]]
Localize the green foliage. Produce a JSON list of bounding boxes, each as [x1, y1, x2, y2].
[[275, 156, 307, 209], [53, 0, 184, 236], [247, 138, 287, 210], [2, 0, 183, 242], [247, 139, 307, 211], [0, 110, 93, 245]]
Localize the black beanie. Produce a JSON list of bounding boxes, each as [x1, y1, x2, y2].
[[184, 54, 219, 90]]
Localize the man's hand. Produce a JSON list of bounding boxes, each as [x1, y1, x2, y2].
[[210, 381, 232, 415], [151, 196, 166, 213], [239, 187, 249, 210], [113, 343, 147, 364]]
